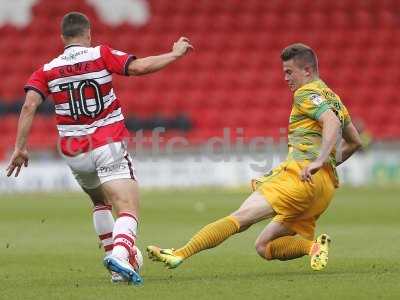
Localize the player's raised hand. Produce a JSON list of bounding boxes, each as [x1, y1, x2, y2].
[[172, 37, 194, 57], [6, 148, 29, 177], [300, 160, 323, 183]]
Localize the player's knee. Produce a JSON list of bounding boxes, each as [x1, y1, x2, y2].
[[255, 243, 265, 258], [255, 240, 273, 260]]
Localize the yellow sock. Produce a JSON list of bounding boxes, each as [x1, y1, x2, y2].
[[174, 216, 240, 259], [265, 236, 313, 261]]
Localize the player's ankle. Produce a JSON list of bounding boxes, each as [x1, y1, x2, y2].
[[309, 242, 319, 256], [172, 250, 185, 259], [112, 245, 130, 261]]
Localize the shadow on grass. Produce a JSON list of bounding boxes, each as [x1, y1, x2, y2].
[[144, 266, 393, 284]]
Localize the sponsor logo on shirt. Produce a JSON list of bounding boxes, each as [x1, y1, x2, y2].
[[310, 94, 325, 105], [61, 49, 89, 61]]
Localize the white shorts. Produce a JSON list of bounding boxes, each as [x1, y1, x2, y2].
[[63, 142, 137, 190]]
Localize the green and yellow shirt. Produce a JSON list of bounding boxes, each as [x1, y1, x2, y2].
[[287, 79, 351, 185]]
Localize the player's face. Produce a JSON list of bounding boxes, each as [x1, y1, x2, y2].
[[282, 59, 309, 92]]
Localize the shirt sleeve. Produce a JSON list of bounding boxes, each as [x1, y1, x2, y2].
[[24, 67, 49, 102], [341, 103, 352, 127], [100, 45, 136, 76], [294, 89, 330, 120]]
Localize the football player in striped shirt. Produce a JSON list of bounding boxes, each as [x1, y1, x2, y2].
[[6, 12, 193, 285]]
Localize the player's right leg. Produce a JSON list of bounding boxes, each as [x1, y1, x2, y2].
[[147, 190, 276, 269], [83, 186, 128, 283], [94, 143, 142, 285], [101, 178, 140, 267], [100, 179, 142, 285], [64, 143, 142, 285]]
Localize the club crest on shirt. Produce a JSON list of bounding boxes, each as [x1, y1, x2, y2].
[[310, 94, 325, 105]]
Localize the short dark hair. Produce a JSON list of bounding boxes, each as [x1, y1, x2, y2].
[[61, 12, 90, 38], [281, 43, 318, 73]]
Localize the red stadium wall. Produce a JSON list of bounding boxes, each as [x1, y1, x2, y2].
[[0, 0, 399, 158]]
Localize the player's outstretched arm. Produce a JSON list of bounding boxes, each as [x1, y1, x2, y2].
[[6, 90, 42, 177], [127, 37, 193, 76], [335, 122, 362, 166], [301, 110, 341, 182]]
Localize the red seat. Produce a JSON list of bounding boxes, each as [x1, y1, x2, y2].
[[0, 0, 397, 141]]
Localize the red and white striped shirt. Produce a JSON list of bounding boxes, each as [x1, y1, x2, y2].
[[25, 44, 135, 155]]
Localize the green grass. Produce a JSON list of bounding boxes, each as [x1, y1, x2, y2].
[[0, 186, 399, 300]]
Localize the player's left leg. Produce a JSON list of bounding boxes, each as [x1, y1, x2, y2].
[[147, 190, 276, 268], [66, 153, 115, 255], [83, 186, 115, 256]]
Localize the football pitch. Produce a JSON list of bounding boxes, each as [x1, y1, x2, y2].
[[1, 186, 399, 300]]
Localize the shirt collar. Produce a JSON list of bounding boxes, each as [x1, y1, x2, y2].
[[64, 44, 85, 50]]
